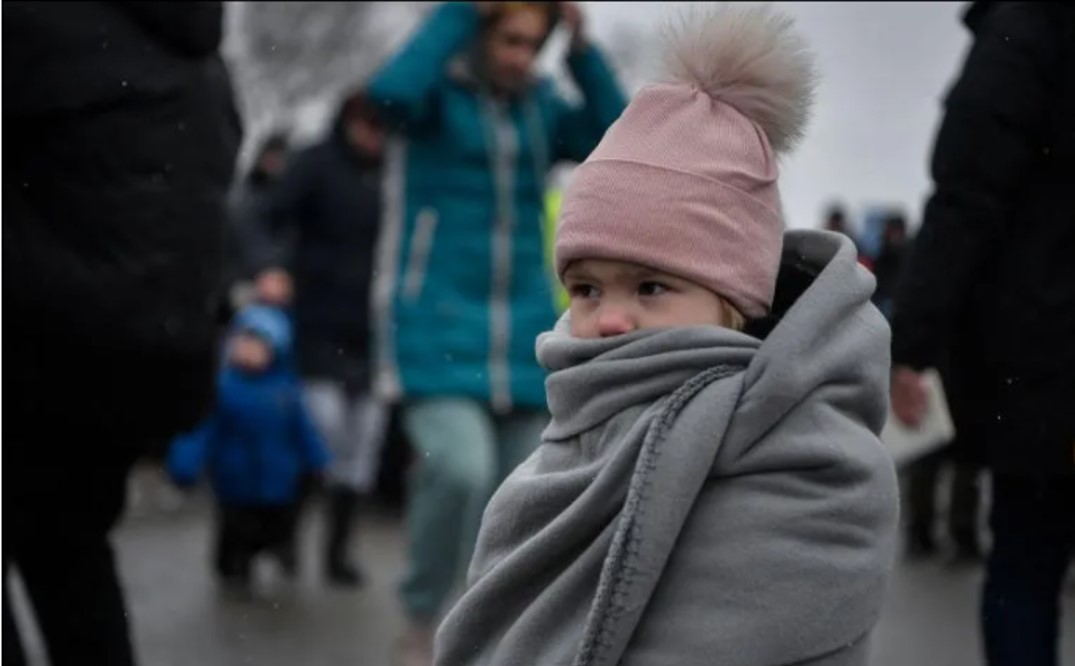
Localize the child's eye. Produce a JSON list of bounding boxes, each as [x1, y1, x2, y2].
[[568, 284, 600, 299], [638, 281, 670, 297]]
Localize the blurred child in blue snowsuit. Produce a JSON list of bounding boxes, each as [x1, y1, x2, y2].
[[168, 305, 329, 588]]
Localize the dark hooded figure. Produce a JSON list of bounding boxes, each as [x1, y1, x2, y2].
[[253, 89, 389, 588], [889, 3, 1075, 665], [3, 2, 241, 664]]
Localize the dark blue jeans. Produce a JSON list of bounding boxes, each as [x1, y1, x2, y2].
[[982, 474, 1075, 666]]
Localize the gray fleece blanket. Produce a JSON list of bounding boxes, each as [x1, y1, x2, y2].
[[435, 230, 900, 666]]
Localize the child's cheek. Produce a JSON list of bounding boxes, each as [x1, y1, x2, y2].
[[568, 305, 594, 338]]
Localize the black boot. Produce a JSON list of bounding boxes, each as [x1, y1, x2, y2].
[[325, 488, 364, 588], [216, 509, 254, 592]]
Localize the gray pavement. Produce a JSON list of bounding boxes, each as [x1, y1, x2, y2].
[[9, 471, 1075, 666]]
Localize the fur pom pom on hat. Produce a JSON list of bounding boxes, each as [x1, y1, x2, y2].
[[664, 4, 815, 154], [555, 3, 818, 319]]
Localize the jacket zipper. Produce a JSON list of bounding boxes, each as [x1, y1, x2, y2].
[[371, 138, 407, 402], [482, 97, 517, 414], [402, 207, 439, 303]]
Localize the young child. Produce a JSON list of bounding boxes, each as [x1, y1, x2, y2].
[[434, 6, 899, 666], [168, 305, 329, 591]]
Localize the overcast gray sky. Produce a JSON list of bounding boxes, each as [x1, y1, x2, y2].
[[568, 2, 972, 230]]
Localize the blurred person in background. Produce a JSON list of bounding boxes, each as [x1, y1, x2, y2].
[[889, 3, 1075, 665], [2, 2, 241, 665], [871, 209, 909, 320], [224, 132, 292, 317], [821, 201, 870, 268], [823, 202, 851, 237], [167, 305, 330, 595], [367, 1, 627, 663], [252, 90, 388, 588]]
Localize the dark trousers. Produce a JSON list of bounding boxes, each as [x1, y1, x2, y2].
[[906, 444, 983, 548], [3, 438, 138, 666], [982, 474, 1075, 666], [214, 505, 300, 581]]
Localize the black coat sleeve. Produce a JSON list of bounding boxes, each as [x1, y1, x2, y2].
[[890, 4, 1060, 369]]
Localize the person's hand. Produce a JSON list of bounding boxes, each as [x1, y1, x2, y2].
[[891, 366, 929, 428], [255, 268, 293, 306], [559, 2, 587, 50]]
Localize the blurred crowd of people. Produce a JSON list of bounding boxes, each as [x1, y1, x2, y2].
[[4, 2, 1073, 666]]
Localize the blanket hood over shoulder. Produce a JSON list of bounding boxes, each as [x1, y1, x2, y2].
[[435, 230, 899, 666]]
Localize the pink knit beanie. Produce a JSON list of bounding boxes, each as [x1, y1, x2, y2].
[[555, 5, 817, 318]]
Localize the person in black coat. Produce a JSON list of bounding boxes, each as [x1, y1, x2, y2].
[[870, 210, 908, 319], [2, 3, 241, 664], [889, 3, 1075, 665], [222, 132, 291, 314], [252, 90, 387, 587]]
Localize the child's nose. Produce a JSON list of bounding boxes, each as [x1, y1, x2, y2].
[[596, 306, 636, 338]]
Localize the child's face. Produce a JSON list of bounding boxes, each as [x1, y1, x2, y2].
[[563, 259, 736, 339], [229, 332, 274, 373]]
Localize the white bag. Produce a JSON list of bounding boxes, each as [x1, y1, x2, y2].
[[882, 368, 956, 467]]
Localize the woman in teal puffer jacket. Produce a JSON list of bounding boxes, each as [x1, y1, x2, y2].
[[367, 2, 626, 662]]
